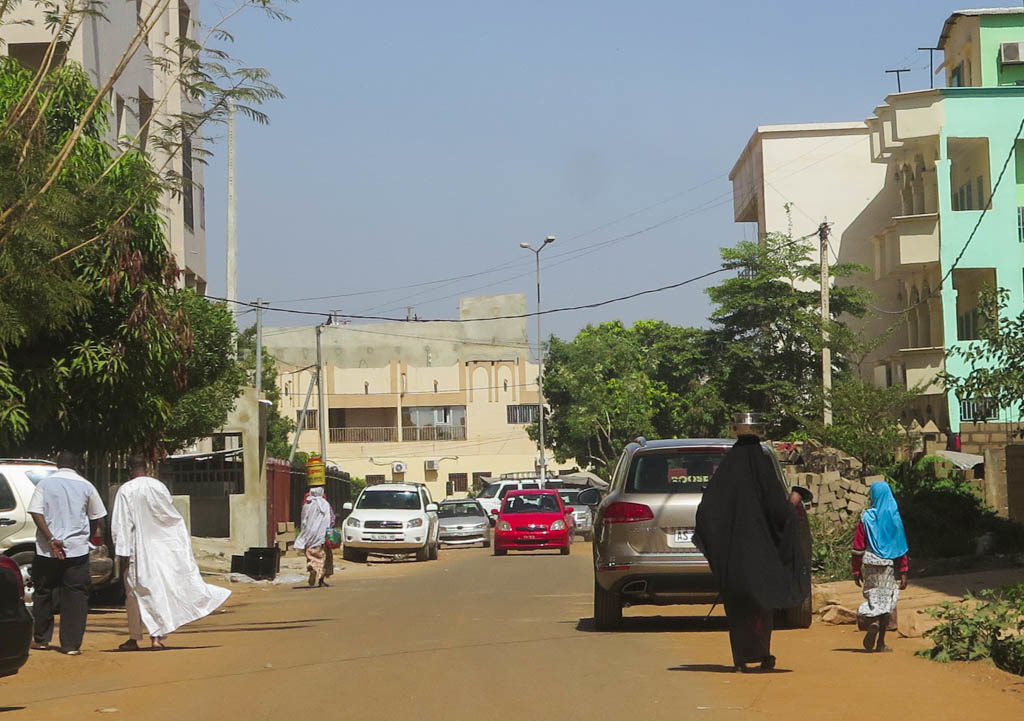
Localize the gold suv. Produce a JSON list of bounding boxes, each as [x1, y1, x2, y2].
[[578, 438, 812, 631]]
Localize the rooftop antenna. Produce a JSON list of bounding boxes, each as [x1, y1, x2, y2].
[[886, 68, 911, 92], [918, 47, 941, 88]]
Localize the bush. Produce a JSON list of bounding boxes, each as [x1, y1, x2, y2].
[[809, 513, 858, 582], [919, 584, 1024, 673]]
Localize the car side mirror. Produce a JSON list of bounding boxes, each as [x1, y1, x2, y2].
[[791, 485, 813, 503], [342, 502, 353, 511], [426, 503, 438, 512], [577, 488, 601, 506], [565, 506, 574, 513], [490, 508, 499, 514]]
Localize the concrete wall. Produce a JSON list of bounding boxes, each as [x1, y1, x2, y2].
[[221, 387, 268, 551]]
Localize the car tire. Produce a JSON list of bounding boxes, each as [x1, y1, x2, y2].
[[779, 593, 813, 629], [560, 544, 570, 556], [415, 543, 431, 562], [582, 531, 593, 542], [493, 546, 507, 557], [429, 540, 439, 561], [593, 579, 622, 630], [482, 537, 491, 548], [342, 546, 367, 563]]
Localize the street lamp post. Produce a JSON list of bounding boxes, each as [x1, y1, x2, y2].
[[520, 236, 555, 484]]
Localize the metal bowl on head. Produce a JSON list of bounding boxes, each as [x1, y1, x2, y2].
[[730, 411, 766, 439]]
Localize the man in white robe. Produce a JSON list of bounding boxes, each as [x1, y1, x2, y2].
[[111, 456, 231, 650]]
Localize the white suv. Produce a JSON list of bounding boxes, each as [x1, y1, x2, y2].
[[475, 479, 543, 518], [341, 484, 440, 563], [0, 460, 116, 601]]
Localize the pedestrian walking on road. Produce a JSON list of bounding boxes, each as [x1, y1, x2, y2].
[[852, 481, 909, 653], [695, 414, 809, 673], [27, 451, 107, 656], [294, 483, 335, 587], [111, 456, 231, 651]]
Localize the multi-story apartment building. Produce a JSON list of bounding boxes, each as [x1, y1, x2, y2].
[[731, 8, 1024, 449], [1, 1, 207, 291], [266, 295, 563, 501]]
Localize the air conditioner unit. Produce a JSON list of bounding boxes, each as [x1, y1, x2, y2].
[[424, 459, 440, 472], [392, 461, 407, 474], [1001, 41, 1024, 65]]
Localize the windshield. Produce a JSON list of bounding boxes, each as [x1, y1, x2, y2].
[[502, 494, 561, 514], [478, 484, 500, 498], [356, 491, 422, 510], [625, 450, 728, 494], [439, 502, 483, 519]]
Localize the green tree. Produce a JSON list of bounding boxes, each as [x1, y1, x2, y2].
[[941, 285, 1024, 428], [704, 231, 871, 435], [800, 378, 920, 472], [537, 320, 719, 476], [236, 326, 294, 459], [162, 291, 247, 451]]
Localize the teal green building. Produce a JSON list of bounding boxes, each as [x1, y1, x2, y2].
[[867, 8, 1024, 445]]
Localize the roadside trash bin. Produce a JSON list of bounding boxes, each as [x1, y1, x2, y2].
[[243, 547, 280, 581], [230, 555, 245, 574]]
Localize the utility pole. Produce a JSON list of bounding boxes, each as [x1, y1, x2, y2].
[[255, 297, 264, 399], [520, 236, 555, 484], [316, 323, 328, 462], [819, 221, 832, 427], [288, 369, 317, 465], [918, 47, 940, 89], [225, 101, 238, 341], [885, 68, 911, 93]]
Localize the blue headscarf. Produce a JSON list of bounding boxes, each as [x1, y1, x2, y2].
[[862, 481, 909, 559]]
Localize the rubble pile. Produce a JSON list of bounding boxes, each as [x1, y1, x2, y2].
[[777, 440, 880, 522]]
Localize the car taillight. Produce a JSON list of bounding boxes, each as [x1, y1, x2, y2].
[[602, 502, 654, 524]]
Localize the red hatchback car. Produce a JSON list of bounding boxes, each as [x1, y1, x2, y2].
[[493, 489, 573, 556]]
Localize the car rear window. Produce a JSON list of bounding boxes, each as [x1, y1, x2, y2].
[[25, 469, 54, 485], [625, 450, 727, 494], [502, 494, 560, 513], [439, 502, 482, 518]]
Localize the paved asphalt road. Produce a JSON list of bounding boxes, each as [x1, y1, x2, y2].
[[4, 543, 1024, 720]]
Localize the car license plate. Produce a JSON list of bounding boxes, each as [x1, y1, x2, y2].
[[371, 533, 402, 541], [667, 528, 695, 548]]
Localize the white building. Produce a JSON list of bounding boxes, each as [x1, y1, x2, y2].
[[1, 1, 207, 291]]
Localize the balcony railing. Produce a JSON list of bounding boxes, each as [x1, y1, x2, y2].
[[402, 424, 467, 442], [329, 426, 397, 443]]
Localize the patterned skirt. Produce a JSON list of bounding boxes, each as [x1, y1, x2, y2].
[[858, 552, 899, 621]]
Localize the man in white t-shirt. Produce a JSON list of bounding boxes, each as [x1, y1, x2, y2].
[[27, 451, 107, 655]]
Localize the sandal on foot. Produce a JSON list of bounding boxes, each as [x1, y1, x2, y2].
[[875, 644, 894, 653], [118, 640, 140, 651], [760, 655, 776, 671], [863, 628, 879, 651]]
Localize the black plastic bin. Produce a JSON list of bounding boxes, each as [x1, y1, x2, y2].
[[230, 555, 245, 574], [242, 547, 280, 581]]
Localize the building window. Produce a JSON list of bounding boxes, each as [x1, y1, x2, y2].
[[949, 138, 991, 212], [178, 1, 191, 41], [472, 472, 489, 492], [1018, 207, 1024, 243], [960, 398, 999, 422], [507, 404, 540, 424], [182, 135, 194, 231], [138, 90, 153, 153], [296, 409, 318, 430], [7, 42, 67, 72], [366, 474, 385, 486], [449, 473, 468, 493], [953, 267, 995, 341]]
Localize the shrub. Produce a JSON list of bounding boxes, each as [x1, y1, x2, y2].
[[919, 584, 1024, 673], [809, 513, 858, 582]]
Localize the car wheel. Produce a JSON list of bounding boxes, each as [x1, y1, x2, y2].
[[493, 546, 507, 557], [10, 550, 34, 604], [593, 579, 622, 630], [779, 593, 813, 629], [429, 540, 439, 560], [415, 543, 430, 562], [482, 537, 491, 548], [342, 546, 366, 563], [560, 543, 570, 556], [583, 531, 593, 542]]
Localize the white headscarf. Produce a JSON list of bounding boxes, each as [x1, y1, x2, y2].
[[294, 487, 333, 551]]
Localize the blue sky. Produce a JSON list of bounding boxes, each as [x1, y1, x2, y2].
[[203, 1, 977, 340]]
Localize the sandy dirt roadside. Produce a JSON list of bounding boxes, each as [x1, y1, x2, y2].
[[2, 544, 1022, 721]]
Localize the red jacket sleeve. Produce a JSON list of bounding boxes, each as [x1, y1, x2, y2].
[[851, 521, 866, 575]]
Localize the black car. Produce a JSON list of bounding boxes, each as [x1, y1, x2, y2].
[[0, 556, 32, 677]]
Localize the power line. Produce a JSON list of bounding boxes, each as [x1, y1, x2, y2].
[[204, 229, 822, 325]]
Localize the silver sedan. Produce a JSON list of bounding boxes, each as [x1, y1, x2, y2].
[[437, 500, 491, 548]]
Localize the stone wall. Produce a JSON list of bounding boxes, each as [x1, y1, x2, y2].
[[784, 468, 882, 522], [958, 422, 1019, 456]]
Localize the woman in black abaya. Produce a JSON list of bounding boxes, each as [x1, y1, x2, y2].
[[695, 414, 809, 672]]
